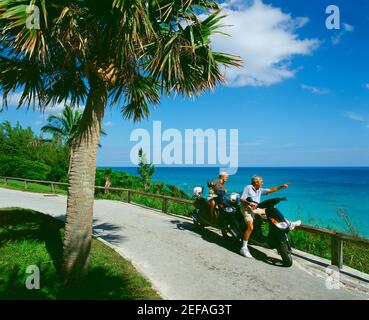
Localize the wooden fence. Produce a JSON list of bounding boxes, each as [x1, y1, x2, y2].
[[1, 175, 369, 270]]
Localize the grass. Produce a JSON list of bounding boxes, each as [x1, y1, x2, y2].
[[95, 188, 194, 216], [0, 178, 192, 217], [288, 229, 369, 274], [0, 208, 162, 300], [1, 178, 368, 274], [259, 220, 369, 274], [0, 178, 67, 195]]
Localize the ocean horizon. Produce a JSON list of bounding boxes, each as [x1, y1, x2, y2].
[[98, 166, 369, 238]]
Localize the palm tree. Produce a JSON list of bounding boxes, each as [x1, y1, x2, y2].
[[41, 105, 83, 148], [41, 105, 106, 174], [0, 0, 241, 283]]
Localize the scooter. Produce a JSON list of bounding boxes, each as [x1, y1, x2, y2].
[[192, 186, 236, 238], [223, 196, 296, 267], [192, 183, 237, 237], [192, 187, 297, 267]]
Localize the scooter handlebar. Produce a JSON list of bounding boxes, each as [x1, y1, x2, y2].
[[257, 197, 287, 209]]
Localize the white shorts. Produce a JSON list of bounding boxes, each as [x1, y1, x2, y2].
[[240, 205, 266, 223]]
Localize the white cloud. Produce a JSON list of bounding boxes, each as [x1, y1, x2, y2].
[[344, 112, 369, 129], [1, 92, 80, 115], [331, 22, 354, 45], [212, 0, 319, 87], [345, 112, 365, 122], [331, 33, 343, 45], [0, 92, 23, 107], [363, 84, 369, 90], [343, 23, 354, 32], [301, 84, 330, 95], [44, 103, 67, 114], [104, 121, 114, 127], [239, 140, 266, 147], [32, 119, 43, 126], [222, 0, 252, 10]]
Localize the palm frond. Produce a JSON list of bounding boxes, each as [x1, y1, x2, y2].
[[146, 8, 241, 97], [40, 124, 65, 137], [0, 55, 45, 110], [120, 74, 160, 122], [0, 0, 49, 60], [1, 0, 242, 122]]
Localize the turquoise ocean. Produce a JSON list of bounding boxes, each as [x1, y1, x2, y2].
[[107, 167, 369, 238]]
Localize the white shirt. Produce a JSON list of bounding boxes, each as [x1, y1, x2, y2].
[[241, 185, 270, 203]]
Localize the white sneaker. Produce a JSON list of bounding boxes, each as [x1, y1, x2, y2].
[[289, 220, 301, 231], [240, 246, 252, 258]]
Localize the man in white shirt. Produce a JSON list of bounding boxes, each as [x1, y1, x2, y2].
[[239, 175, 289, 258]]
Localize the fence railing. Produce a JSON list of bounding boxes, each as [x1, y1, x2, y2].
[[1, 175, 368, 270]]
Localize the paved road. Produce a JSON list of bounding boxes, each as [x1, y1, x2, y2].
[[0, 188, 368, 300]]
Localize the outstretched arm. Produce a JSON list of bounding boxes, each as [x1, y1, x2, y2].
[[268, 184, 288, 194]]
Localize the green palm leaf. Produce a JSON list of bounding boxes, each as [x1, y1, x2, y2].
[[1, 0, 241, 120]]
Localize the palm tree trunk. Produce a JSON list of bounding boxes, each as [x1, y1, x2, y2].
[[67, 149, 73, 176], [62, 81, 107, 284]]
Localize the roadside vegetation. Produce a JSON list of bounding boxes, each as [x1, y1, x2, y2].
[[0, 208, 161, 300], [0, 120, 367, 275], [0, 120, 191, 204], [0, 121, 68, 182], [289, 229, 368, 274], [2, 175, 367, 274]]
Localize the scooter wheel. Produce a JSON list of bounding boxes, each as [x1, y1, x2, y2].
[[278, 242, 293, 267]]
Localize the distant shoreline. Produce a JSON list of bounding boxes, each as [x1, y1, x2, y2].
[[96, 166, 369, 238], [98, 166, 369, 169]]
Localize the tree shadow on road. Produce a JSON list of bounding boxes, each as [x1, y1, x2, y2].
[[170, 219, 288, 268], [52, 216, 126, 247], [92, 218, 126, 245]]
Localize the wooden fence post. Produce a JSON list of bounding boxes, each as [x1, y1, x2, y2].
[[162, 197, 168, 213], [331, 234, 343, 269], [127, 190, 131, 203], [51, 183, 55, 193], [24, 180, 28, 190], [4, 177, 7, 186]]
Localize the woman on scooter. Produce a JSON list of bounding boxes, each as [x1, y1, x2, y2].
[[208, 172, 229, 220]]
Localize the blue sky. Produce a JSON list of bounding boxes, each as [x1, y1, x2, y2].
[[1, 0, 369, 167]]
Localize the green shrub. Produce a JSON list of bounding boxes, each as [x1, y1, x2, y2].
[[0, 155, 51, 180]]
